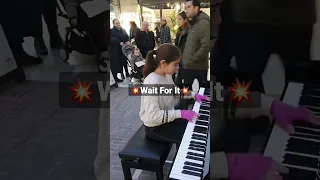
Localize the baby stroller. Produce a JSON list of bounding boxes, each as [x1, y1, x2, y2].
[[57, 0, 108, 73], [121, 43, 145, 84]]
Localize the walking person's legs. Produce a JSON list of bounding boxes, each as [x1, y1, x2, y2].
[[42, 0, 63, 48], [32, 0, 49, 55]]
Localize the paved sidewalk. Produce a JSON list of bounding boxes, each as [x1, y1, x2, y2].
[[110, 87, 175, 180], [0, 81, 99, 180]]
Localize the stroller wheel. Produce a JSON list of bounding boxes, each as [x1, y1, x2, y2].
[[59, 47, 70, 62]]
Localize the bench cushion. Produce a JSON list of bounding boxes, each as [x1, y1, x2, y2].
[[118, 125, 172, 163]]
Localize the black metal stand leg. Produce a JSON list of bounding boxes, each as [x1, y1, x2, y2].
[[121, 160, 133, 180]]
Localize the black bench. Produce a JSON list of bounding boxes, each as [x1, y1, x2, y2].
[[118, 125, 173, 180]]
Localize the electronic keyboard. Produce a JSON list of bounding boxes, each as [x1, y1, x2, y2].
[[169, 87, 211, 180], [264, 82, 320, 179]]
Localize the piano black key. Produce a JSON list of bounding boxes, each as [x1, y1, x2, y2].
[[288, 138, 320, 148], [293, 126, 320, 136], [190, 141, 206, 146], [187, 152, 205, 158], [186, 155, 204, 162], [293, 121, 320, 129], [192, 134, 207, 139], [185, 161, 203, 168], [199, 110, 209, 115], [189, 146, 206, 152], [189, 144, 206, 150], [199, 115, 209, 121], [299, 95, 320, 106], [303, 106, 320, 113], [285, 144, 319, 156], [191, 136, 207, 142], [281, 167, 316, 180], [204, 90, 210, 95], [194, 126, 208, 133], [302, 88, 320, 96], [182, 170, 202, 177], [282, 153, 318, 168], [200, 105, 210, 111], [196, 121, 209, 126], [183, 165, 203, 174], [303, 84, 320, 89], [291, 133, 320, 140]]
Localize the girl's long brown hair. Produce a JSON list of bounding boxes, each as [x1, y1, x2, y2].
[[143, 44, 181, 78]]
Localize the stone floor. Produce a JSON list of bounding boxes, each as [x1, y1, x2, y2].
[[0, 10, 101, 180]]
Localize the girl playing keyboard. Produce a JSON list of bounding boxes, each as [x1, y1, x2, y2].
[[139, 44, 210, 148]]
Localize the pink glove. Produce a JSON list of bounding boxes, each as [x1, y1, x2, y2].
[[271, 100, 320, 133], [227, 153, 289, 180], [194, 93, 210, 103], [181, 110, 197, 121]]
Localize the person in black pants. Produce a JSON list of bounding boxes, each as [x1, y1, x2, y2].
[[34, 0, 64, 55], [110, 19, 130, 81], [1, 0, 43, 73]]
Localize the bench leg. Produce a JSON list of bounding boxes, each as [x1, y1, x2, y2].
[[156, 168, 164, 180], [121, 160, 133, 180]]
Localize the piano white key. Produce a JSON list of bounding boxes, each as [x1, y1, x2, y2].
[[282, 163, 318, 172], [284, 151, 320, 159], [264, 82, 304, 162], [294, 126, 320, 132], [169, 88, 208, 180]]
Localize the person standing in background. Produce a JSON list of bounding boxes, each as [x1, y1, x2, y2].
[[182, 0, 210, 89], [135, 21, 155, 58], [1, 0, 44, 69], [34, 0, 64, 55], [110, 19, 130, 82], [174, 11, 190, 110], [174, 11, 189, 86], [129, 21, 140, 41], [154, 22, 161, 45], [159, 18, 171, 44]]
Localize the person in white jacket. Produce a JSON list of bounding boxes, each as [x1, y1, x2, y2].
[[139, 44, 210, 147]]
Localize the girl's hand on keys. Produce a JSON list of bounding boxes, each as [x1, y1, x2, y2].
[[271, 100, 320, 134], [194, 93, 210, 104], [227, 153, 289, 180], [181, 110, 199, 122]]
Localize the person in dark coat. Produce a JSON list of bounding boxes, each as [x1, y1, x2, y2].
[[1, 0, 43, 69], [173, 11, 190, 110], [135, 21, 155, 59], [174, 11, 189, 85], [129, 21, 139, 41], [110, 19, 130, 82], [33, 0, 64, 55]]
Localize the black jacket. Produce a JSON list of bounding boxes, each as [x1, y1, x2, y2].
[[110, 27, 129, 73], [175, 27, 188, 55], [129, 27, 140, 40], [135, 30, 155, 55]]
